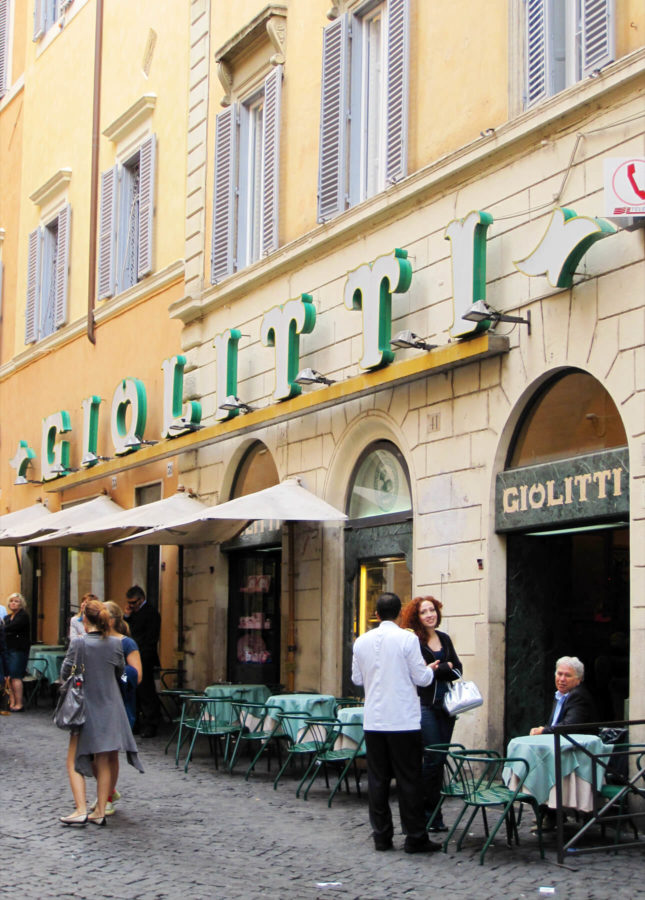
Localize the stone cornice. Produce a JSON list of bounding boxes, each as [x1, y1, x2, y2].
[[172, 46, 645, 325], [29, 168, 72, 207], [103, 94, 157, 143]]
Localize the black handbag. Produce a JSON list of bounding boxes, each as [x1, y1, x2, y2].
[[54, 639, 86, 730]]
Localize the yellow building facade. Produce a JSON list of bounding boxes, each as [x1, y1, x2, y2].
[[0, 0, 189, 667], [1, 1, 644, 748]]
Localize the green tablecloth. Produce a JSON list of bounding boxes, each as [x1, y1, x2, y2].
[[265, 693, 337, 740], [28, 645, 66, 683], [503, 734, 612, 807], [204, 683, 272, 723]]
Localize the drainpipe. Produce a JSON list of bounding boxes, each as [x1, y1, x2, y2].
[[286, 522, 296, 691], [177, 545, 185, 689], [87, 0, 104, 344]]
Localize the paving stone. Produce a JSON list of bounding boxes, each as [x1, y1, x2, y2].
[[1, 709, 644, 899]]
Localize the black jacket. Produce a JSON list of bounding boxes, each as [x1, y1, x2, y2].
[[3, 609, 31, 653], [417, 630, 462, 708], [542, 683, 596, 734], [124, 602, 160, 667]]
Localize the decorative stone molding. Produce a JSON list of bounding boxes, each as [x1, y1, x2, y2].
[[214, 4, 287, 105], [29, 168, 72, 207], [103, 94, 157, 143], [327, 2, 341, 19]]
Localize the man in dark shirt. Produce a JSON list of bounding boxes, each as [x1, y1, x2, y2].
[[124, 585, 161, 738]]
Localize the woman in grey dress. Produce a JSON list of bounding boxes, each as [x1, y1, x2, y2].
[[59, 599, 143, 827]]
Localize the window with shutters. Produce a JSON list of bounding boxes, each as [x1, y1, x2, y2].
[[210, 67, 282, 284], [24, 204, 71, 344], [317, 0, 409, 223], [0, 0, 11, 100], [524, 0, 615, 108], [97, 135, 156, 300]]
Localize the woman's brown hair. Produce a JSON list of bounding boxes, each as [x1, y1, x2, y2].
[[83, 598, 111, 637], [104, 600, 131, 636], [400, 596, 443, 642]]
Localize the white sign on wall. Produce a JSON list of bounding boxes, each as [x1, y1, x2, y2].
[[604, 158, 645, 217]]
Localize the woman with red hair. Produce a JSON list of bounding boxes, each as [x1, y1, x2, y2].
[[400, 596, 462, 832]]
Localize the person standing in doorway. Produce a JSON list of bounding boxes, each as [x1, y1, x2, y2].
[[124, 586, 161, 738], [352, 592, 441, 854]]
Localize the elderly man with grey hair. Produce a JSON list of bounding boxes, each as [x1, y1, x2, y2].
[[530, 656, 596, 737]]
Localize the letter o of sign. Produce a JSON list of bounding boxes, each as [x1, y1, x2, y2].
[[528, 482, 546, 509]]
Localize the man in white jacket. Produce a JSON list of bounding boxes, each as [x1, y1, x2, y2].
[[352, 592, 440, 853]]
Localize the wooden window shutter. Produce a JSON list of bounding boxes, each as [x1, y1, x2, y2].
[[581, 0, 615, 77], [33, 0, 45, 41], [54, 203, 71, 328], [211, 105, 237, 283], [0, 0, 8, 99], [261, 65, 283, 258], [25, 227, 41, 343], [137, 133, 156, 280], [526, 0, 548, 107], [317, 14, 349, 223], [385, 0, 409, 185], [97, 165, 117, 300]]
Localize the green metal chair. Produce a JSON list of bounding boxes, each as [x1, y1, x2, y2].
[[176, 695, 240, 773], [272, 715, 338, 791], [444, 752, 545, 865], [298, 719, 366, 806], [228, 701, 285, 778], [162, 690, 197, 755], [23, 657, 49, 709]]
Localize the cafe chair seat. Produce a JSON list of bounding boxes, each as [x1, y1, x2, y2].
[[445, 753, 545, 865], [298, 719, 366, 806], [176, 695, 240, 773], [23, 657, 49, 710], [229, 701, 285, 779], [273, 715, 337, 791]]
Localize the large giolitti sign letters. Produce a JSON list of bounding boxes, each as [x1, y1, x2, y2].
[[9, 206, 615, 482]]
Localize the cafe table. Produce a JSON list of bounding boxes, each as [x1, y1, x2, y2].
[[27, 644, 66, 684], [335, 705, 365, 753], [264, 693, 337, 740], [503, 733, 612, 811], [204, 683, 272, 724]]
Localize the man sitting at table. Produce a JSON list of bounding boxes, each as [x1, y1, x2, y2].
[[528, 656, 596, 832], [529, 656, 596, 737]]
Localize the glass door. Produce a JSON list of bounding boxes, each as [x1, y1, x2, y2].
[[227, 550, 281, 686]]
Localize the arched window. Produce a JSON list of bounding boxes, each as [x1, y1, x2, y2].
[[344, 441, 412, 647], [231, 441, 279, 498], [347, 441, 411, 520], [508, 370, 627, 468]]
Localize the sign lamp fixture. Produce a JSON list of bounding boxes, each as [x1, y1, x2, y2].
[[218, 395, 255, 414], [390, 330, 438, 351], [294, 368, 335, 386], [463, 300, 531, 335], [124, 435, 159, 449]]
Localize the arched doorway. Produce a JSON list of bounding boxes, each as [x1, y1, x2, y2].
[[342, 440, 413, 694], [224, 442, 281, 686], [501, 371, 629, 740]]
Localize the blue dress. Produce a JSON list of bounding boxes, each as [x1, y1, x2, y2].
[[119, 635, 139, 729]]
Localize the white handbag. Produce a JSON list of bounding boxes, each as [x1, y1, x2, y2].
[[442, 673, 483, 717]]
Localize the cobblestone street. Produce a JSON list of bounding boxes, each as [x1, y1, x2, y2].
[[2, 709, 644, 900]]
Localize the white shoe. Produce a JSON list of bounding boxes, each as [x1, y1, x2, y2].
[[111, 789, 121, 804], [90, 795, 118, 814]]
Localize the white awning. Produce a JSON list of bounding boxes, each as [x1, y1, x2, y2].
[[8, 495, 124, 546], [114, 477, 347, 546], [0, 503, 54, 546], [25, 491, 208, 548]]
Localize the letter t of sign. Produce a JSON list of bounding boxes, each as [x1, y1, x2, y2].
[[445, 210, 493, 339], [261, 295, 316, 401], [344, 249, 412, 370]]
